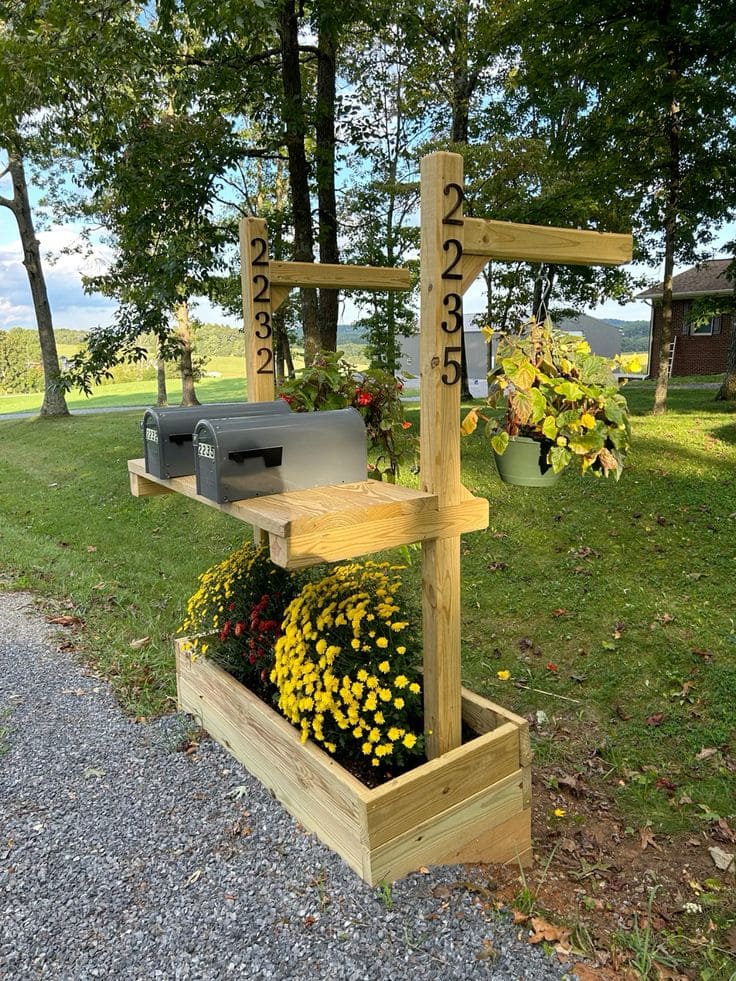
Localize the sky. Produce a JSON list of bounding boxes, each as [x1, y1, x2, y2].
[[2, 167, 733, 335]]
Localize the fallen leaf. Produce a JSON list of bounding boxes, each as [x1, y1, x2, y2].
[[185, 869, 202, 886], [528, 916, 570, 945], [475, 939, 498, 962], [558, 774, 586, 796], [82, 766, 106, 779], [714, 818, 736, 843], [512, 909, 529, 924], [47, 615, 84, 628], [86, 545, 97, 553], [487, 561, 508, 572], [552, 608, 568, 617], [639, 827, 662, 851], [655, 612, 674, 624], [573, 965, 621, 980], [615, 705, 631, 721], [708, 846, 735, 873], [129, 636, 151, 650], [655, 777, 676, 794], [646, 713, 665, 727], [696, 747, 717, 761]]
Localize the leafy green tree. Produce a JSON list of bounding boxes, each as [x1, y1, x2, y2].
[[506, 0, 736, 414]]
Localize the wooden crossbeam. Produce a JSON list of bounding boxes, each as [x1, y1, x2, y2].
[[269, 261, 411, 291], [464, 216, 632, 267]]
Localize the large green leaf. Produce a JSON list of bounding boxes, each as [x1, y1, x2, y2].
[[491, 430, 510, 455]]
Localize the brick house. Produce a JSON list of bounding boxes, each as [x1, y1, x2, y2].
[[638, 259, 734, 377]]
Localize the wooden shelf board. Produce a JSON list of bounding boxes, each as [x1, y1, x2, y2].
[[128, 459, 488, 569]]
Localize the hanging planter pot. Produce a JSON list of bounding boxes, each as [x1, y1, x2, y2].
[[492, 436, 560, 488]]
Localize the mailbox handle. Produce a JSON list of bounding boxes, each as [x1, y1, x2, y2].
[[169, 433, 194, 445], [228, 446, 283, 468]]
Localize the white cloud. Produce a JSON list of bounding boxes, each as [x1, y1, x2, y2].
[[0, 225, 117, 331]]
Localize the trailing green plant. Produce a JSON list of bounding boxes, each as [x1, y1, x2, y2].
[[179, 541, 306, 697], [271, 560, 425, 774], [278, 350, 416, 481], [462, 318, 639, 479]]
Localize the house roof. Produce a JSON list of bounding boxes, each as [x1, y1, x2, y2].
[[637, 259, 735, 299]]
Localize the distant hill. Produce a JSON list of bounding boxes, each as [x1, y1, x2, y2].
[[603, 318, 650, 351]]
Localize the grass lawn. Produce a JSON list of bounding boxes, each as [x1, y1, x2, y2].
[[1, 381, 734, 976]]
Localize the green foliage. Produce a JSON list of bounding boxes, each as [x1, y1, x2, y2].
[[463, 318, 636, 478], [0, 328, 44, 394], [278, 350, 417, 481], [180, 541, 306, 696]]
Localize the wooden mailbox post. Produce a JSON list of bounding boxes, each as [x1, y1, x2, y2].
[[128, 151, 632, 884]]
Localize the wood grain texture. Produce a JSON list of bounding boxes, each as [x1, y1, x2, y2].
[[367, 769, 526, 883], [239, 216, 275, 403], [269, 260, 410, 291], [128, 459, 487, 569], [129, 469, 173, 498], [175, 641, 532, 885], [464, 217, 633, 267]]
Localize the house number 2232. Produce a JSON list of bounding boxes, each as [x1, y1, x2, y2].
[[440, 182, 464, 386], [250, 236, 274, 375]]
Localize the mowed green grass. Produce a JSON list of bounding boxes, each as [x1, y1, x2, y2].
[[0, 385, 734, 837]]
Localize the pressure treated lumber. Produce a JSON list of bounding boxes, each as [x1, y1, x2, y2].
[[240, 217, 275, 403], [176, 641, 532, 884], [269, 260, 411, 291], [419, 151, 468, 759], [464, 216, 633, 266], [127, 459, 487, 569]]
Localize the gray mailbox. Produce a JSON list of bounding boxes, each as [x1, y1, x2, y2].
[[193, 407, 367, 503], [142, 401, 290, 479]]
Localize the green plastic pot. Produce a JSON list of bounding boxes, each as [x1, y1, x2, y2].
[[492, 435, 560, 487]]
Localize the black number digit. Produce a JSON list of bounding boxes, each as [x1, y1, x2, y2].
[[254, 310, 272, 339], [441, 292, 463, 333], [442, 182, 465, 225], [252, 274, 270, 301], [441, 347, 462, 386], [256, 347, 274, 374], [441, 239, 463, 280], [250, 236, 269, 265]]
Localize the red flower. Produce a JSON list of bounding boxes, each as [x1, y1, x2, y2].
[[356, 390, 373, 406], [279, 393, 294, 404], [402, 421, 412, 429], [546, 662, 558, 672], [219, 619, 231, 642]]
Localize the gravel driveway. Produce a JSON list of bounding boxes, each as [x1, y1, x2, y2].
[[0, 591, 570, 980]]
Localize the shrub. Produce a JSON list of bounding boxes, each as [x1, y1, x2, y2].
[[180, 541, 305, 696], [271, 561, 425, 772]]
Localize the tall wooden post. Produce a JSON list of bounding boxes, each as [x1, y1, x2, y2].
[[240, 217, 276, 403], [420, 151, 466, 759]]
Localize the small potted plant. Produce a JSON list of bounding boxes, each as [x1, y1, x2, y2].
[[462, 317, 637, 486]]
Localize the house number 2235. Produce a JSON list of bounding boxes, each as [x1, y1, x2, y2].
[[440, 182, 464, 386]]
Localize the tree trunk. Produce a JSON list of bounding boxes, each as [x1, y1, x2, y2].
[[4, 153, 69, 417], [716, 301, 736, 401], [175, 301, 199, 406], [315, 22, 340, 353], [652, 14, 681, 416], [278, 0, 320, 363], [450, 0, 472, 143], [156, 350, 168, 406]]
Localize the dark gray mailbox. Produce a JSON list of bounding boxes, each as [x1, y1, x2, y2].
[[143, 401, 290, 479], [193, 407, 367, 503]]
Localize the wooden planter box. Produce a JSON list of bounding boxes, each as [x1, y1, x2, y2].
[[176, 639, 532, 885]]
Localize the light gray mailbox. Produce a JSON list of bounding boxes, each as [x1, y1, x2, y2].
[[193, 407, 367, 503], [142, 401, 290, 479]]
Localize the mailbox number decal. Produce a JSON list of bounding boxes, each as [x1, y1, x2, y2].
[[440, 183, 464, 386], [145, 427, 158, 443], [250, 236, 274, 376], [198, 442, 215, 459]]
